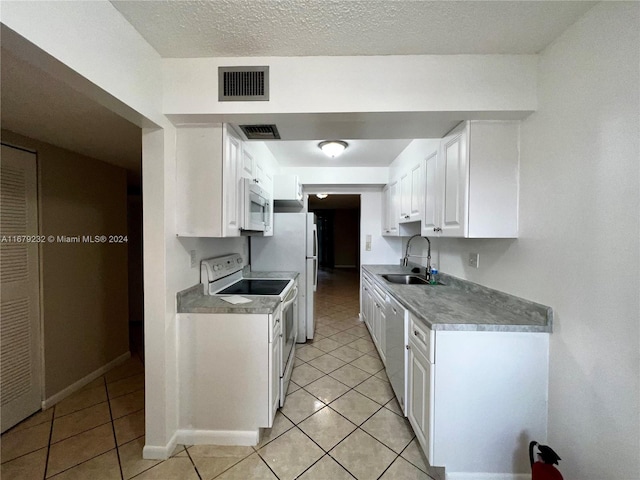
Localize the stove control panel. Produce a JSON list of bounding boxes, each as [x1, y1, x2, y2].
[[201, 253, 244, 285]]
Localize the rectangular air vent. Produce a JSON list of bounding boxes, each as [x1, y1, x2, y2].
[[219, 66, 269, 101], [239, 125, 281, 140]]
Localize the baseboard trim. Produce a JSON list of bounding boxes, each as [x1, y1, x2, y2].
[[42, 351, 131, 409], [446, 473, 529, 480], [143, 431, 178, 460], [176, 429, 259, 447]]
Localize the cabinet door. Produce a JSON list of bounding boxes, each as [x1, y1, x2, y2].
[[363, 285, 374, 332], [381, 186, 390, 235], [268, 327, 282, 427], [399, 172, 411, 222], [439, 125, 468, 237], [422, 151, 440, 236], [407, 341, 433, 462], [409, 162, 423, 222], [377, 304, 387, 365], [241, 146, 254, 180], [388, 181, 399, 235], [254, 160, 266, 186], [223, 127, 242, 236]]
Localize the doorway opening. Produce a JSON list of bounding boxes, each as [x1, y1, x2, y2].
[[308, 194, 361, 270]]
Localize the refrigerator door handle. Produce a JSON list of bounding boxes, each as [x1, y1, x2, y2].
[[314, 258, 318, 291], [313, 225, 318, 258]]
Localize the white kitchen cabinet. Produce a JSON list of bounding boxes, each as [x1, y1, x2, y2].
[[406, 314, 435, 461], [399, 161, 423, 223], [274, 174, 303, 206], [176, 124, 242, 237], [406, 315, 549, 474], [423, 121, 520, 238], [382, 180, 399, 236], [178, 308, 283, 443], [421, 148, 440, 235], [269, 311, 282, 421], [370, 283, 387, 364], [361, 272, 374, 332]]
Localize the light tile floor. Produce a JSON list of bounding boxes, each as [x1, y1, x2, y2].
[[1, 267, 444, 480]]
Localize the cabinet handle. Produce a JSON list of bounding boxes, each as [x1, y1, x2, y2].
[[275, 318, 280, 325], [364, 287, 368, 291], [414, 330, 419, 336], [392, 308, 397, 315], [405, 215, 410, 219], [433, 227, 442, 232], [406, 344, 410, 350]]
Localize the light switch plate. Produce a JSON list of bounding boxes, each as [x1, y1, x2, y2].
[[469, 252, 479, 268], [365, 234, 372, 251], [190, 250, 197, 268]]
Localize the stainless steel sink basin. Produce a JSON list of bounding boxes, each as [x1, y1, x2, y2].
[[382, 274, 443, 285]]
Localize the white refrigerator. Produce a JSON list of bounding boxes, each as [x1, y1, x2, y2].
[[251, 213, 317, 343]]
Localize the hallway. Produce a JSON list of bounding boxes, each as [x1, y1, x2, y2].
[[1, 268, 440, 479]]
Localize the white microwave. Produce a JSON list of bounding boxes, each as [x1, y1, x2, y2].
[[243, 178, 271, 232]]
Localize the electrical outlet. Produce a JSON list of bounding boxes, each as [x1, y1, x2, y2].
[[469, 252, 479, 268], [190, 250, 197, 268]]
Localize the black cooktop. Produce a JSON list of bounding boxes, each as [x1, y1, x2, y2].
[[217, 279, 290, 296]]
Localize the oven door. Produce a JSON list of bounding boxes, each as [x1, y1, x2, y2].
[[280, 284, 298, 405]]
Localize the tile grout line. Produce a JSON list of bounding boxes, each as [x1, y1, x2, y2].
[[42, 404, 55, 480], [184, 447, 203, 480], [104, 374, 125, 480]]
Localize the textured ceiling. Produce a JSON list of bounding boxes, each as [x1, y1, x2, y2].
[[110, 0, 595, 57]]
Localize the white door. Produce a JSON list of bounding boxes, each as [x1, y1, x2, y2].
[[440, 123, 468, 237], [223, 125, 242, 236], [407, 340, 432, 462], [422, 150, 440, 235], [1, 145, 42, 432], [409, 161, 423, 222]]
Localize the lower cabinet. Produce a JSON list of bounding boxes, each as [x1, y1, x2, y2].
[[406, 313, 550, 475], [178, 309, 281, 440], [361, 271, 387, 364], [407, 320, 434, 460], [269, 313, 282, 423]]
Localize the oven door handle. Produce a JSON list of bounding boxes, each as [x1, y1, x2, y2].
[[282, 286, 298, 310]]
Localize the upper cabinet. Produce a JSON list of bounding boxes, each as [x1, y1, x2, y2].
[[385, 121, 519, 239], [422, 121, 519, 238], [382, 180, 399, 236], [176, 124, 243, 237], [273, 175, 303, 207], [399, 161, 423, 223], [176, 124, 276, 237]]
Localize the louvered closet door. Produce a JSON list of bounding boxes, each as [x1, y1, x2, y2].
[[1, 144, 41, 432]]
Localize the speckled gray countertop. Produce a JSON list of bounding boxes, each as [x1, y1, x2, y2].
[[363, 265, 552, 333], [177, 271, 299, 315]]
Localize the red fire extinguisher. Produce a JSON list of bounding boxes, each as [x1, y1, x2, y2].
[[529, 441, 564, 480]]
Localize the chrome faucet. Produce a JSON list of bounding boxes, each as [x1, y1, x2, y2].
[[402, 234, 432, 281]]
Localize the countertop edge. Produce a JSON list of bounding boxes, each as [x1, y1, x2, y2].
[[362, 265, 553, 333]]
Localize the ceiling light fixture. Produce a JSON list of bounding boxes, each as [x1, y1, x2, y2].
[[316, 194, 329, 199], [318, 140, 348, 158]]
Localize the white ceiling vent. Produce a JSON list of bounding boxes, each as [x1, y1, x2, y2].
[[239, 125, 281, 140], [218, 66, 269, 102]]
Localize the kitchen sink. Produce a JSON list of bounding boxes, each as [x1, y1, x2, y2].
[[382, 274, 443, 285]]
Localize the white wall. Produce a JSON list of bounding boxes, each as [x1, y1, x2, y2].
[[163, 55, 537, 115], [436, 4, 639, 478], [280, 166, 388, 185], [2, 1, 186, 457], [360, 192, 402, 265]]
